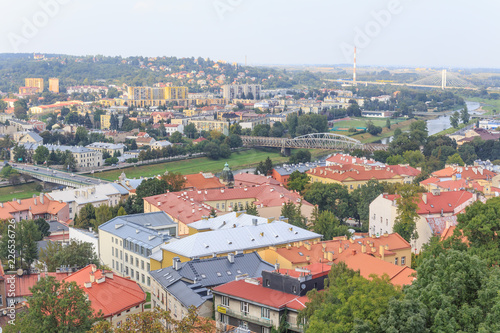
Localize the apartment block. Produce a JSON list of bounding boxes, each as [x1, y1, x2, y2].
[[49, 78, 59, 93], [25, 78, 44, 93]]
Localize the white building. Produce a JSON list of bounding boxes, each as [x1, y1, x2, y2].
[[47, 184, 123, 219], [164, 123, 184, 135], [369, 190, 477, 252], [68, 227, 99, 257]]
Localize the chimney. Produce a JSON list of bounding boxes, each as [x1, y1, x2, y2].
[[304, 242, 311, 251], [17, 199, 21, 204], [34, 198, 37, 205], [361, 244, 366, 253], [252, 218, 258, 226], [422, 193, 427, 204], [379, 245, 385, 260], [173, 257, 181, 271], [338, 247, 343, 254], [228, 252, 235, 264], [84, 282, 92, 288], [327, 252, 334, 261], [40, 193, 44, 204], [0, 203, 2, 208], [90, 273, 95, 283]]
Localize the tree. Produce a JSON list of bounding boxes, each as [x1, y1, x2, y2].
[[89, 306, 214, 333], [209, 207, 217, 218], [33, 145, 50, 164], [299, 262, 402, 333], [204, 142, 220, 160], [393, 183, 421, 242], [34, 218, 50, 238], [311, 208, 350, 240], [14, 105, 28, 120], [450, 110, 460, 128], [366, 121, 383, 136], [386, 118, 391, 129], [243, 202, 259, 216], [184, 123, 198, 138], [3, 276, 98, 333], [229, 123, 242, 135], [0, 219, 40, 269], [116, 206, 127, 216], [161, 171, 187, 192], [289, 149, 311, 164], [380, 250, 500, 333], [389, 133, 420, 156], [386, 154, 405, 165], [13, 144, 28, 162], [409, 120, 428, 146], [350, 180, 385, 222], [255, 157, 273, 176], [446, 152, 465, 166], [224, 134, 243, 148], [39, 240, 99, 272], [75, 126, 89, 145], [286, 171, 310, 193], [169, 131, 183, 143], [62, 150, 77, 171], [95, 205, 113, 229], [460, 104, 470, 124], [402, 150, 425, 168], [252, 124, 271, 137], [281, 201, 307, 228], [303, 182, 352, 221], [74, 203, 96, 229]]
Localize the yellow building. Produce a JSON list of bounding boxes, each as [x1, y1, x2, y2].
[[189, 119, 230, 135], [127, 86, 188, 107], [307, 165, 405, 192], [149, 221, 322, 270], [101, 114, 111, 129], [25, 78, 44, 93], [49, 78, 59, 93]]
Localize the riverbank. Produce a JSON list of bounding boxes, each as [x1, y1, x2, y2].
[[461, 97, 500, 116]]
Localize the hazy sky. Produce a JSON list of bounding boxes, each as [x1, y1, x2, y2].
[[1, 0, 498, 68]]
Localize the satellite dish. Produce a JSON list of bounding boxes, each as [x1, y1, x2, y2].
[[301, 283, 306, 290], [17, 268, 23, 276]]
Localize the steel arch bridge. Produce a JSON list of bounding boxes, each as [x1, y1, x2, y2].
[[241, 133, 365, 151]]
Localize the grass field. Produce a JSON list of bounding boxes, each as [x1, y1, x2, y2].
[[330, 118, 419, 144], [331, 117, 406, 130], [0, 182, 40, 202], [94, 148, 332, 182]]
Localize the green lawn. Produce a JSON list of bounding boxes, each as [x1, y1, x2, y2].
[[94, 148, 333, 182], [94, 149, 286, 181], [331, 117, 405, 130], [0, 182, 40, 202]]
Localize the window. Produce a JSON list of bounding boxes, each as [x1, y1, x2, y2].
[[125, 253, 128, 262], [136, 271, 139, 280], [220, 314, 229, 324], [261, 307, 270, 319], [262, 328, 271, 333], [380, 217, 382, 223], [0, 294, 3, 306], [141, 260, 144, 270], [147, 277, 151, 286], [221, 296, 229, 307], [147, 263, 150, 271], [136, 258, 139, 267], [142, 274, 145, 284], [401, 256, 406, 265], [130, 255, 133, 264], [240, 301, 249, 315], [131, 269, 134, 277], [222, 203, 225, 210], [373, 213, 376, 220], [386, 219, 388, 226], [120, 251, 123, 260], [112, 259, 115, 269], [120, 263, 123, 272], [174, 304, 177, 317], [350, 185, 353, 189], [395, 257, 398, 265], [112, 247, 114, 256], [125, 266, 129, 275], [216, 203, 220, 209]]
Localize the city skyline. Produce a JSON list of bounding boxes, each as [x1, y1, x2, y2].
[[0, 0, 499, 68]]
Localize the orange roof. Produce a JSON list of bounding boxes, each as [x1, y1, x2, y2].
[[417, 191, 473, 215], [420, 177, 441, 186], [3, 272, 70, 297], [184, 173, 224, 190], [307, 165, 403, 182], [233, 173, 281, 187], [274, 234, 410, 265], [342, 253, 415, 286], [440, 226, 468, 244], [64, 265, 146, 318], [326, 153, 377, 165], [0, 195, 67, 220], [386, 165, 421, 177], [431, 166, 496, 180]]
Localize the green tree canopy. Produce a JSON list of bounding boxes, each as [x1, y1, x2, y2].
[[393, 183, 421, 242], [286, 170, 310, 193], [310, 208, 350, 240], [303, 182, 352, 221]]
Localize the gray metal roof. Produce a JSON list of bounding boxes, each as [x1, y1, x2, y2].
[[273, 161, 327, 176], [109, 183, 130, 195], [188, 212, 269, 231], [21, 143, 98, 154], [149, 252, 274, 308], [26, 132, 43, 142], [47, 220, 69, 233], [158, 221, 321, 258], [86, 142, 126, 150], [99, 212, 177, 251]]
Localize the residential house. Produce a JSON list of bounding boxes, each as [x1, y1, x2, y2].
[[183, 173, 225, 191], [0, 193, 69, 223], [64, 265, 146, 328], [86, 142, 126, 157], [271, 161, 326, 186], [369, 190, 477, 252], [149, 252, 274, 322]]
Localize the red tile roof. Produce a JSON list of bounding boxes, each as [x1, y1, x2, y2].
[[193, 137, 207, 143], [233, 173, 281, 187], [386, 165, 421, 177], [326, 153, 377, 165], [417, 191, 474, 215], [183, 173, 224, 190], [64, 265, 146, 318], [3, 272, 70, 297], [0, 195, 68, 221], [307, 165, 404, 182], [431, 166, 496, 181]]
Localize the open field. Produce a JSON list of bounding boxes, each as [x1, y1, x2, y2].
[[0, 182, 40, 202], [95, 148, 332, 182], [330, 118, 419, 144]]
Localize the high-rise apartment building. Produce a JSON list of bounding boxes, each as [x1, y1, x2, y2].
[[25, 78, 44, 93], [222, 84, 261, 100], [127, 86, 188, 107], [49, 78, 59, 93]]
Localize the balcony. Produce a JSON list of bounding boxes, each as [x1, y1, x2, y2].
[[287, 322, 305, 332], [218, 305, 274, 328]]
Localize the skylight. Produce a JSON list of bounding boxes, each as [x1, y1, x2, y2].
[[227, 271, 232, 275], [201, 274, 206, 278], [217, 272, 222, 277], [298, 252, 304, 256]]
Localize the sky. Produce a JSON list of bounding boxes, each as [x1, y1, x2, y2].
[[0, 0, 499, 68]]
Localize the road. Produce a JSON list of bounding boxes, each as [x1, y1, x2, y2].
[[12, 164, 109, 187]]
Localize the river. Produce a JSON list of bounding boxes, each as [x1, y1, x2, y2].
[[378, 101, 481, 144]]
